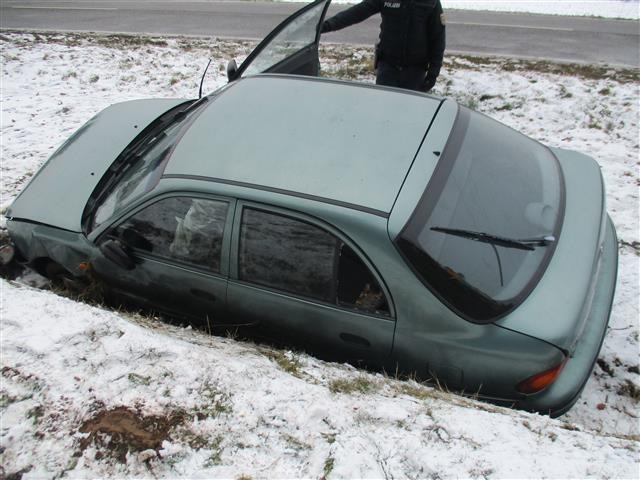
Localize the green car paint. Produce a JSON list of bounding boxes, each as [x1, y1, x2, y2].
[[165, 76, 441, 215], [5, 75, 617, 416], [7, 99, 188, 232]]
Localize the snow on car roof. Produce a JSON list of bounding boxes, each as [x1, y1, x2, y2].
[[164, 75, 442, 214]]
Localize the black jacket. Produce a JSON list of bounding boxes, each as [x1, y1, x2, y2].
[[323, 0, 445, 75]]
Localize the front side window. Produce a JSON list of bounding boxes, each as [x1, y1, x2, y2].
[[239, 208, 389, 316], [115, 196, 228, 272], [397, 107, 564, 323], [242, 1, 326, 76]]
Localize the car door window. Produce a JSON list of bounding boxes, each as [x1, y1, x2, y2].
[[116, 196, 228, 272], [337, 244, 389, 314], [239, 208, 338, 301], [241, 0, 329, 77], [238, 207, 389, 316]]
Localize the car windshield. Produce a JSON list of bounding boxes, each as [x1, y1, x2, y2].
[[88, 100, 207, 232], [396, 106, 564, 323]]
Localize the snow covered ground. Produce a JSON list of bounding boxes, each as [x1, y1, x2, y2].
[[1, 32, 639, 477], [325, 0, 640, 20]]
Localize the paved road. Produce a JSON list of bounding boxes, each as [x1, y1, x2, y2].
[[1, 0, 638, 66]]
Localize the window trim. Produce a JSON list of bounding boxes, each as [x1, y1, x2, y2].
[[229, 201, 396, 320], [97, 191, 236, 277]]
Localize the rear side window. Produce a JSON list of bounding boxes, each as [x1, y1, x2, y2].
[[397, 107, 564, 323], [239, 208, 389, 316], [115, 196, 228, 272]]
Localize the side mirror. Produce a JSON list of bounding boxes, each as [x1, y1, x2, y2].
[[99, 239, 135, 270], [226, 59, 238, 82]]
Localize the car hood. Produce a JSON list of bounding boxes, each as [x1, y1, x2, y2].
[[6, 98, 187, 233], [496, 147, 610, 352]]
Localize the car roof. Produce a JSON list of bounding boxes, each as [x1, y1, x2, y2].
[[164, 75, 442, 215]]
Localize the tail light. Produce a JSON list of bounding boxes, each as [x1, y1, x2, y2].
[[516, 358, 567, 394]]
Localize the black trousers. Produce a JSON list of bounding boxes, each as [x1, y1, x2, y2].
[[375, 60, 426, 92]]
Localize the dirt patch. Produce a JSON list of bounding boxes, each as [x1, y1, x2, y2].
[[79, 407, 185, 462]]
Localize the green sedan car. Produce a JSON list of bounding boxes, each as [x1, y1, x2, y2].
[[5, 0, 617, 416]]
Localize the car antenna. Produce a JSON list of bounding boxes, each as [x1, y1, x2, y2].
[[198, 59, 212, 99]]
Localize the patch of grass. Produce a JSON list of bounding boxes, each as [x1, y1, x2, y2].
[[321, 432, 336, 444], [0, 393, 19, 408], [496, 102, 515, 111], [460, 96, 478, 110], [587, 115, 603, 130], [559, 84, 573, 98], [182, 431, 209, 450], [396, 382, 434, 400], [560, 422, 580, 431], [619, 239, 640, 255], [263, 349, 302, 377], [500, 59, 639, 83], [89, 74, 99, 83], [282, 433, 311, 451], [617, 379, 640, 400], [479, 94, 498, 102], [169, 73, 188, 86], [196, 382, 232, 420], [119, 74, 136, 83], [323, 456, 335, 479], [598, 87, 612, 95], [597, 358, 615, 377], [26, 404, 44, 424], [328, 376, 378, 394], [127, 373, 152, 386], [204, 434, 225, 466]]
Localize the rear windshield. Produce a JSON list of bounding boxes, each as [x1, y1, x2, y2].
[[396, 107, 564, 323]]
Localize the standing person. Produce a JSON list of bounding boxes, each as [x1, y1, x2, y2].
[[321, 0, 446, 93]]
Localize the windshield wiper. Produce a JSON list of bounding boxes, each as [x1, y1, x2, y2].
[[431, 226, 555, 251]]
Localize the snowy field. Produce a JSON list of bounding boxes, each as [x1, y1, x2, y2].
[[325, 0, 640, 20], [1, 32, 639, 477]]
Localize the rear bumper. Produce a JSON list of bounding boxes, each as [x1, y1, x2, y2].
[[514, 215, 618, 417]]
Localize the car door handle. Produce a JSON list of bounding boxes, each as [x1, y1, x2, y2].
[[339, 333, 370, 347], [190, 288, 216, 302]]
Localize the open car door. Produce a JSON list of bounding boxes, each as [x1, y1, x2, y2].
[[227, 0, 331, 81]]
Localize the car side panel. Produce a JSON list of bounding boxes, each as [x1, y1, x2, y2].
[[92, 254, 230, 325], [226, 282, 395, 363], [360, 227, 566, 398]]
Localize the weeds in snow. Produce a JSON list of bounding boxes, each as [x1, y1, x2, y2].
[[328, 376, 379, 394]]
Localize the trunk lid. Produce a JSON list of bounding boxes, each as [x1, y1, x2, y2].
[[7, 99, 187, 232], [496, 147, 609, 352]]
